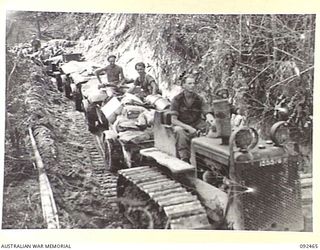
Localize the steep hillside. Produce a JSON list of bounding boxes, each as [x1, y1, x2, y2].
[[7, 12, 315, 134], [5, 11, 314, 176], [76, 14, 314, 141], [75, 14, 183, 100], [75, 14, 248, 100]]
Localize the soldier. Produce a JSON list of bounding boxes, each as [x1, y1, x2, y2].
[[171, 75, 215, 162], [39, 47, 51, 63], [95, 55, 127, 96], [50, 41, 65, 57], [127, 62, 158, 98], [30, 34, 41, 53]]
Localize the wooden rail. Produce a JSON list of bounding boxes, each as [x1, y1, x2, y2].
[[29, 127, 60, 229]]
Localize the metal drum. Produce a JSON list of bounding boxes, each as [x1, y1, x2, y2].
[[146, 94, 170, 110]]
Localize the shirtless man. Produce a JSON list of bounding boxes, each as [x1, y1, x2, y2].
[[95, 55, 126, 96], [95, 55, 125, 85]]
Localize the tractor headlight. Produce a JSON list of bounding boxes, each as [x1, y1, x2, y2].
[[270, 121, 290, 146], [234, 127, 259, 151]]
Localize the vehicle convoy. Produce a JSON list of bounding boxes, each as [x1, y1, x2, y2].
[[59, 60, 105, 109], [53, 56, 161, 172], [45, 52, 84, 96], [34, 46, 304, 230], [116, 95, 304, 230], [59, 59, 163, 170]]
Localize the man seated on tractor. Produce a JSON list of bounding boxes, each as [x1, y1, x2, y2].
[[95, 55, 127, 97], [171, 75, 215, 162], [127, 62, 159, 99], [50, 40, 65, 57]]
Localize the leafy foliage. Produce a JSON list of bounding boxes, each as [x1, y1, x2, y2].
[[6, 11, 101, 45], [6, 12, 314, 141], [123, 14, 314, 143]]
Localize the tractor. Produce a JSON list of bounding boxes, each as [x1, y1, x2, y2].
[[116, 93, 304, 230], [45, 53, 85, 96]]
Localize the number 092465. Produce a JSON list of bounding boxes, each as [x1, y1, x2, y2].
[[300, 244, 318, 248]]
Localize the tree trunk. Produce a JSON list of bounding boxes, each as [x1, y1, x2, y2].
[[271, 14, 277, 70], [36, 15, 41, 39]]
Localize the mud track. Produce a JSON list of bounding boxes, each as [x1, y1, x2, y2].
[[4, 61, 131, 228]]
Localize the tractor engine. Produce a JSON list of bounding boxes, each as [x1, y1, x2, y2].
[[119, 93, 304, 230], [191, 98, 304, 231]]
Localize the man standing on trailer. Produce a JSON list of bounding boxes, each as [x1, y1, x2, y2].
[[171, 75, 216, 162]]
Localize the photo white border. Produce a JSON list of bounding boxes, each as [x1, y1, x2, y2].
[[1, 0, 319, 249]]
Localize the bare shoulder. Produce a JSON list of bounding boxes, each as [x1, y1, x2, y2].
[[146, 74, 156, 81], [99, 65, 108, 71]]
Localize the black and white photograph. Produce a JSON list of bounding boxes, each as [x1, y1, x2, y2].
[[3, 11, 314, 231]]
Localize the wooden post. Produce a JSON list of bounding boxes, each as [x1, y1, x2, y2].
[[29, 127, 59, 229], [36, 13, 41, 39]]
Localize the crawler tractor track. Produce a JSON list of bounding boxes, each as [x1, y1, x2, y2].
[[75, 114, 118, 208], [74, 111, 211, 229], [117, 166, 211, 229]]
